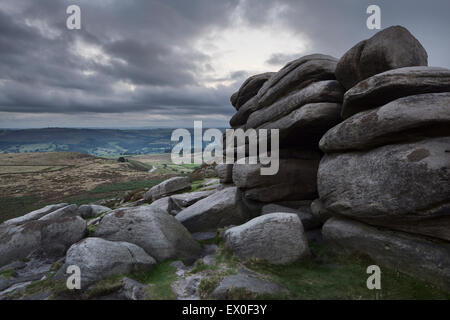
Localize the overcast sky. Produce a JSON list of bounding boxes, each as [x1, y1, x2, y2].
[[0, 0, 449, 128]]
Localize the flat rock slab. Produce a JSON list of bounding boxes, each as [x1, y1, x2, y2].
[[171, 191, 216, 209], [3, 204, 69, 226], [323, 217, 450, 292], [176, 187, 252, 233], [144, 176, 191, 201], [342, 66, 450, 119], [257, 54, 337, 108], [257, 102, 341, 148], [38, 204, 79, 221], [321, 92, 450, 153], [247, 80, 343, 129], [232, 157, 318, 202]]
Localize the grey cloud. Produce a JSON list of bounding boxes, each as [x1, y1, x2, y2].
[[0, 0, 449, 128], [266, 53, 305, 67]]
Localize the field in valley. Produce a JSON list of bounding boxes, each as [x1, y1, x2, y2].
[[0, 152, 200, 223]]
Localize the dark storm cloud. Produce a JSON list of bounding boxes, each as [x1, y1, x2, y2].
[[0, 0, 449, 127], [0, 0, 241, 118]]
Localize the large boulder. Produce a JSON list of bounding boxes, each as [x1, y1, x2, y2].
[[78, 204, 111, 219], [233, 72, 274, 110], [257, 54, 338, 108], [38, 204, 79, 221], [323, 217, 450, 292], [224, 213, 310, 264], [335, 26, 428, 90], [0, 216, 86, 266], [341, 66, 450, 119], [318, 137, 450, 241], [175, 187, 251, 232], [3, 204, 69, 225], [247, 80, 344, 129], [144, 176, 191, 201], [65, 238, 156, 287], [320, 93, 450, 153], [93, 206, 201, 263]]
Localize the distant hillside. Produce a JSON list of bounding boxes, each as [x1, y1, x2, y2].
[[0, 128, 224, 157]]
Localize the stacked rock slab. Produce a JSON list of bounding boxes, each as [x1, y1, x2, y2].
[[319, 26, 450, 290], [226, 54, 345, 203]]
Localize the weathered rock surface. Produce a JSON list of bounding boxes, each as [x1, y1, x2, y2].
[[342, 66, 450, 119], [261, 204, 322, 230], [176, 187, 252, 233], [38, 204, 79, 221], [335, 26, 428, 90], [232, 158, 318, 202], [318, 137, 450, 241], [233, 158, 318, 190], [230, 91, 238, 108], [258, 102, 341, 147], [65, 238, 156, 287], [215, 164, 234, 184], [247, 80, 344, 129], [146, 196, 176, 215], [257, 54, 338, 108], [224, 213, 310, 264], [321, 93, 450, 153], [120, 277, 149, 300], [210, 273, 288, 299], [144, 177, 191, 201], [310, 199, 332, 223], [230, 96, 260, 127], [323, 217, 450, 291], [2, 204, 69, 225], [0, 216, 86, 266], [234, 72, 274, 110], [93, 206, 201, 263], [171, 191, 215, 210], [78, 204, 111, 219]]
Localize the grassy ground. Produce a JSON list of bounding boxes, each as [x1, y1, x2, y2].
[[9, 239, 450, 300], [192, 239, 450, 300], [0, 178, 165, 223], [0, 152, 198, 223], [130, 261, 178, 300]]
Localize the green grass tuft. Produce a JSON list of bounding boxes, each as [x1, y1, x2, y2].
[[129, 260, 178, 300], [0, 269, 17, 279]]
